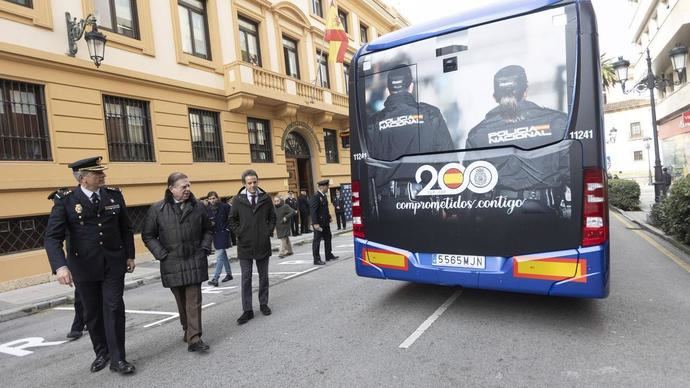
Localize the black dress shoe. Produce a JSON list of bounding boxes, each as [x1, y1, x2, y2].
[[260, 304, 272, 316], [207, 279, 218, 287], [327, 255, 339, 261], [237, 310, 254, 325], [67, 330, 83, 339], [110, 360, 136, 374], [188, 339, 210, 352], [222, 274, 233, 282], [90, 354, 110, 373], [313, 260, 326, 265]]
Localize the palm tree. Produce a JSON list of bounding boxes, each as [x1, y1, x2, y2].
[[600, 54, 617, 91]]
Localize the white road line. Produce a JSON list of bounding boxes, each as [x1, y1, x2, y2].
[[399, 289, 462, 349], [54, 306, 177, 316], [336, 244, 354, 248], [283, 267, 320, 280], [142, 303, 215, 328]]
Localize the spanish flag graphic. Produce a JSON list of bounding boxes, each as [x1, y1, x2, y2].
[[325, 1, 349, 63]]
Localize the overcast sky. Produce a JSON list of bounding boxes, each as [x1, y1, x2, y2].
[[388, 0, 634, 58]]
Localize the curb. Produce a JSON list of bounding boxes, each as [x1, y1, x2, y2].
[[612, 207, 690, 256]]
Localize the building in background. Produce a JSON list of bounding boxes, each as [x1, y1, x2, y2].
[[0, 0, 407, 288], [626, 0, 689, 178]]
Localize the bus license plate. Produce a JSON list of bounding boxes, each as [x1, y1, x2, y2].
[[433, 254, 485, 269]]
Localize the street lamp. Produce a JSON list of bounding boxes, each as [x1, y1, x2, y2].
[[643, 137, 652, 185], [65, 12, 107, 68], [612, 44, 688, 202]]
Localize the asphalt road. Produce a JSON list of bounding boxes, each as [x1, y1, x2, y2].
[[1, 216, 689, 387]]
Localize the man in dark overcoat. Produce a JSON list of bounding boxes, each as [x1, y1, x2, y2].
[[332, 189, 347, 230], [44, 156, 136, 374], [229, 169, 277, 325], [311, 179, 339, 265], [298, 190, 311, 234], [142, 172, 213, 352], [285, 191, 300, 236]]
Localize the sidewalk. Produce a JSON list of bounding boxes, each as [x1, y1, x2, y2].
[[611, 184, 690, 256], [0, 224, 353, 323]]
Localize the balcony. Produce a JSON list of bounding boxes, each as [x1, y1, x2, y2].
[[224, 62, 349, 121]]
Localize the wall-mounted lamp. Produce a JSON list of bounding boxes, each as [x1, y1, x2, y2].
[[65, 12, 107, 68]]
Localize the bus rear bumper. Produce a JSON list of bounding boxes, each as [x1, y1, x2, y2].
[[354, 239, 609, 299]]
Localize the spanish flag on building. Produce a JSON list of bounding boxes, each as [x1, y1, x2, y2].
[[325, 1, 348, 63]]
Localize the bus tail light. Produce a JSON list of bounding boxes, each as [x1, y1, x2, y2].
[[351, 180, 365, 238], [581, 168, 608, 247]]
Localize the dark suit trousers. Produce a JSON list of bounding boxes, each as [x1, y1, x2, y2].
[[291, 214, 299, 235], [70, 287, 85, 332], [300, 212, 310, 233], [170, 284, 203, 344], [312, 224, 334, 261], [239, 257, 269, 312], [76, 271, 126, 362], [335, 211, 346, 229]]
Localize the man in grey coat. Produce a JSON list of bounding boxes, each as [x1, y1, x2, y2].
[[142, 172, 213, 352], [229, 169, 277, 325]]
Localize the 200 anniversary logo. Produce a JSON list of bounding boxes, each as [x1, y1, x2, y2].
[[414, 161, 498, 196]]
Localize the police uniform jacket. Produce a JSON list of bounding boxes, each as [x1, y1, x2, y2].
[[142, 194, 213, 288], [228, 187, 277, 260], [332, 196, 345, 214], [44, 186, 135, 282], [367, 92, 453, 160], [310, 191, 331, 228]]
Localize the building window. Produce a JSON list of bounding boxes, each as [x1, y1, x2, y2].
[[247, 118, 272, 163], [311, 0, 322, 18], [0, 79, 51, 161], [103, 95, 154, 162], [0, 215, 49, 255], [317, 52, 330, 89], [341, 132, 349, 149], [337, 8, 348, 33], [360, 23, 368, 44], [324, 129, 339, 163], [189, 108, 223, 162], [94, 0, 139, 39], [5, 0, 32, 7], [238, 16, 261, 66], [343, 62, 350, 94], [178, 0, 210, 59], [283, 36, 300, 79], [633, 150, 643, 161], [629, 122, 642, 139]]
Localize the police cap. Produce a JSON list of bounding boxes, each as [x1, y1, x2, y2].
[[68, 156, 108, 172], [317, 179, 330, 186], [387, 65, 413, 93], [493, 65, 528, 100]]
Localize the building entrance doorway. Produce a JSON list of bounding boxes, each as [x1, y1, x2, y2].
[[284, 132, 313, 194]]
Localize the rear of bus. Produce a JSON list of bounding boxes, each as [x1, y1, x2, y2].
[[349, 0, 609, 298]]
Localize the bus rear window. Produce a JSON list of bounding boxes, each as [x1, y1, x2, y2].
[[359, 5, 574, 161]]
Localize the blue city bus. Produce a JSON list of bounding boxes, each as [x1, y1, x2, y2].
[[348, 0, 609, 298]]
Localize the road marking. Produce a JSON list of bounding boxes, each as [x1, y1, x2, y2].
[[277, 260, 311, 265], [399, 289, 462, 349], [143, 303, 215, 328], [201, 286, 238, 294], [0, 337, 68, 357], [283, 267, 320, 280], [336, 244, 354, 247], [611, 212, 690, 273]]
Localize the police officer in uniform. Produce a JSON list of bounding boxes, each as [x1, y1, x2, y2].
[[465, 65, 569, 216], [367, 65, 453, 158], [44, 156, 136, 374], [311, 180, 339, 265]]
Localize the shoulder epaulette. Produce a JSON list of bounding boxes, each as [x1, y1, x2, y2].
[[104, 186, 122, 192], [48, 187, 71, 200]]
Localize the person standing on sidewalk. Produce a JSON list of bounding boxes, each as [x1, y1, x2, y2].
[[311, 179, 339, 265], [206, 191, 233, 287], [298, 190, 311, 234], [44, 156, 136, 374], [142, 172, 213, 353], [285, 191, 300, 236], [273, 196, 295, 258], [229, 169, 277, 325], [332, 189, 347, 230]]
